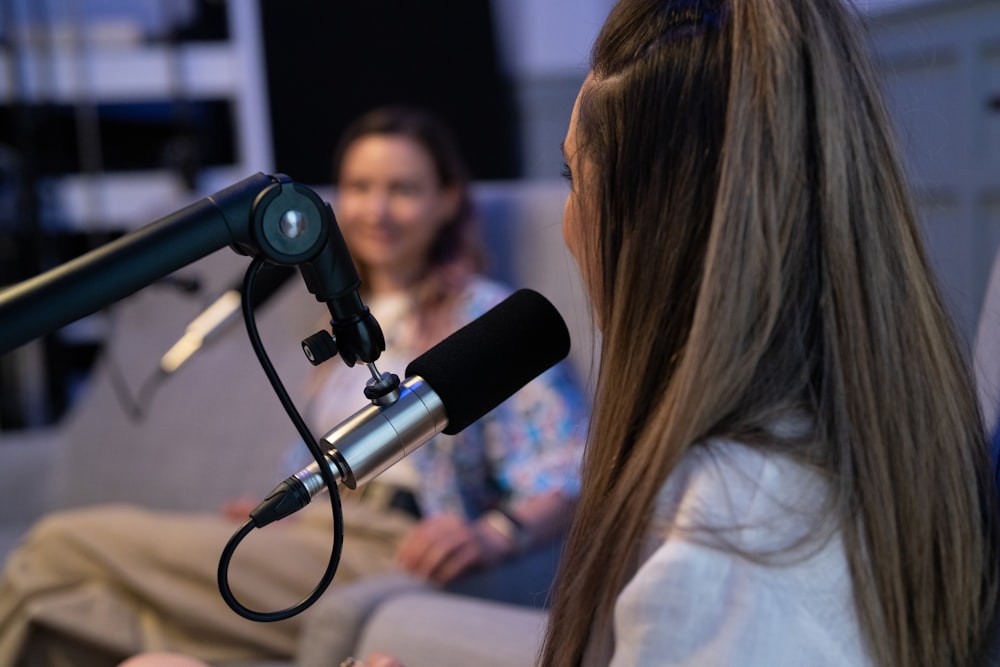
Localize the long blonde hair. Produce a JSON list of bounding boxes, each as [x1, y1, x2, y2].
[[542, 1, 1000, 665]]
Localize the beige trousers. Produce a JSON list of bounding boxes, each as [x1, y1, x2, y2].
[[0, 499, 416, 666]]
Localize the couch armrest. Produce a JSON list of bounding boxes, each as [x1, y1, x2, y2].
[[0, 427, 62, 562], [0, 426, 61, 522], [354, 592, 547, 667]]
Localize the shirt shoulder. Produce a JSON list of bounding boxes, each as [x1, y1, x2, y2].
[[611, 441, 873, 666]]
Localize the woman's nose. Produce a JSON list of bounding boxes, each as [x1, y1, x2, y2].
[[363, 191, 391, 223]]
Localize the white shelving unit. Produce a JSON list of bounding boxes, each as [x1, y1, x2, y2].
[[0, 1, 273, 231], [0, 1, 274, 428]]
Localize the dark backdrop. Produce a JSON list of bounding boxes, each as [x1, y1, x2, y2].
[[258, 1, 521, 185]]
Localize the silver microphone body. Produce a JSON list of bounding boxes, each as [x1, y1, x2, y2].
[[293, 375, 446, 497]]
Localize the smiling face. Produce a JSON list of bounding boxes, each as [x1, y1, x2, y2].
[[335, 134, 460, 294]]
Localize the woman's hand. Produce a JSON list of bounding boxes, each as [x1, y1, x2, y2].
[[395, 512, 516, 585], [220, 496, 259, 522]]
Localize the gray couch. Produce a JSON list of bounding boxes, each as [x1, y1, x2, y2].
[[0, 180, 593, 667]]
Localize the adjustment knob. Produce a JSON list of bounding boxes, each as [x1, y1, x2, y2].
[[302, 330, 337, 365]]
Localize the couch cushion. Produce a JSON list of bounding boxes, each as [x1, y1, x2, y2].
[[354, 591, 547, 667]]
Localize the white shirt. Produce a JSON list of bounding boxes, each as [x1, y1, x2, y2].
[[609, 440, 874, 666]]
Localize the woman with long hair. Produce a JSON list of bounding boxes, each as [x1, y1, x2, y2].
[[543, 0, 1000, 665]]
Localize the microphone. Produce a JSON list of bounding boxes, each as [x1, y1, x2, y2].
[[249, 288, 571, 527], [159, 265, 297, 374]]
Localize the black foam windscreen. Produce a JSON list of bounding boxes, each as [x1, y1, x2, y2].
[[405, 289, 571, 435]]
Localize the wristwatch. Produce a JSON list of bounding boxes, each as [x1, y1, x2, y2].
[[481, 507, 530, 553]]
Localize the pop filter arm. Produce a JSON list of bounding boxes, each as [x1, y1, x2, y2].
[[0, 172, 384, 367]]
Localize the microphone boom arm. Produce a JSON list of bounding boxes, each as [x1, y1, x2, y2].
[[0, 172, 385, 366]]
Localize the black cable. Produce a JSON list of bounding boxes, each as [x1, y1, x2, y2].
[[101, 302, 164, 423], [105, 353, 163, 422], [217, 256, 345, 622]]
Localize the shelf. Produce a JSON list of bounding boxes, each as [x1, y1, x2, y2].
[[0, 43, 240, 102], [43, 165, 255, 231]]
